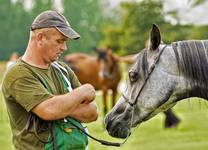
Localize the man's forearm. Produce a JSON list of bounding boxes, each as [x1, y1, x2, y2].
[[32, 84, 96, 121], [69, 101, 98, 123]]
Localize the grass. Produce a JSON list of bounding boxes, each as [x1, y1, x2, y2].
[[0, 62, 208, 150], [87, 98, 208, 150], [0, 62, 14, 150]]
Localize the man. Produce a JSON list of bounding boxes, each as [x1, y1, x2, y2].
[[2, 10, 98, 150]]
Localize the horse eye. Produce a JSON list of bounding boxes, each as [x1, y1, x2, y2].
[[129, 71, 138, 82]]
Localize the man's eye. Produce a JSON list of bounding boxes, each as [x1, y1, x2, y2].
[[57, 40, 64, 44], [129, 71, 138, 83]]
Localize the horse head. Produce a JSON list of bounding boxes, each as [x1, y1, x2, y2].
[[95, 47, 119, 79], [104, 24, 193, 138]]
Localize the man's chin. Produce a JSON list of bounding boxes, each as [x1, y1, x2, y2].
[[51, 57, 59, 62]]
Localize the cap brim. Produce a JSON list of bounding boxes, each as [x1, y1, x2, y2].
[[55, 26, 80, 40]]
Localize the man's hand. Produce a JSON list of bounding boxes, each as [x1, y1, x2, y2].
[[68, 84, 98, 122], [75, 84, 96, 104]]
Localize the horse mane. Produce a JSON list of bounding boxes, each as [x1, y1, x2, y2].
[[172, 40, 208, 98]]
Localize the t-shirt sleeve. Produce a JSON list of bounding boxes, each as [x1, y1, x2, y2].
[[10, 75, 53, 112]]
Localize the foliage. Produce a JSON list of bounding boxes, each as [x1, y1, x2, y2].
[[0, 1, 29, 60], [160, 24, 193, 43], [0, 0, 103, 60], [100, 0, 208, 55], [189, 0, 206, 7], [1, 0, 208, 60], [63, 0, 103, 55], [187, 25, 208, 39], [101, 0, 165, 55], [0, 0, 54, 60]]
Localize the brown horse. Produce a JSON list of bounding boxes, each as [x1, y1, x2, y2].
[[64, 48, 121, 116]]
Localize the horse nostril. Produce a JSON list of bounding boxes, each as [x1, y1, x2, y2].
[[104, 115, 112, 131], [119, 127, 130, 139], [111, 124, 130, 139]]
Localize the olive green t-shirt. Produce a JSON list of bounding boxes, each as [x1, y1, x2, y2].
[[2, 59, 81, 150]]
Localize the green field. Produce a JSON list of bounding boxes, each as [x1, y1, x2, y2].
[[0, 62, 208, 150]]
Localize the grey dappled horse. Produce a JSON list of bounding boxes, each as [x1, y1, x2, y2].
[[105, 24, 208, 139]]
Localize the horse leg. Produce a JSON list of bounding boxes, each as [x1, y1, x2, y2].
[[102, 89, 108, 116], [163, 108, 180, 128]]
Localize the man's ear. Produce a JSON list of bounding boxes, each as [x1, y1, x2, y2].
[[36, 32, 47, 46], [36, 32, 45, 41]]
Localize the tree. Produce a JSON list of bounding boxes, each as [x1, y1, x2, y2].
[[0, 0, 103, 60], [0, 0, 30, 60], [0, 0, 54, 60], [101, 0, 165, 55], [63, 0, 103, 54]]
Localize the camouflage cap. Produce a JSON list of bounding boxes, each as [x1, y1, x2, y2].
[[31, 10, 80, 39]]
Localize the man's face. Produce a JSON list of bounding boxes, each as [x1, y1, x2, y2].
[[41, 28, 68, 63]]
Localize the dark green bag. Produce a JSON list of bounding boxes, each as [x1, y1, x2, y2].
[[44, 118, 88, 150]]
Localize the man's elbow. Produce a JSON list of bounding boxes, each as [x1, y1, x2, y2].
[[84, 107, 98, 123], [90, 102, 99, 121], [90, 109, 99, 121]]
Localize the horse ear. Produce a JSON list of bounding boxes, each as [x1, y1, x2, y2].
[[93, 47, 99, 52], [107, 47, 112, 55], [149, 24, 161, 50]]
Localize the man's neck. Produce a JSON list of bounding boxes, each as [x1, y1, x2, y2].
[[22, 49, 50, 69]]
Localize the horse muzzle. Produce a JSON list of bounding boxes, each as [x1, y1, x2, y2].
[[104, 115, 131, 139]]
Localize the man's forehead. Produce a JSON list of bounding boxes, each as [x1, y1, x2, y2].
[[57, 32, 68, 41], [51, 28, 68, 40], [33, 27, 68, 40]]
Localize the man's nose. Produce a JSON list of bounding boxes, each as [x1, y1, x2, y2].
[[61, 42, 67, 51]]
